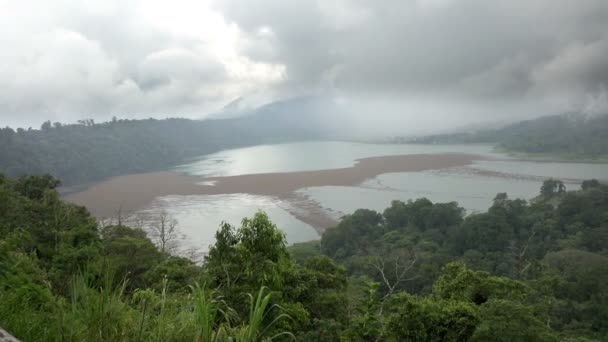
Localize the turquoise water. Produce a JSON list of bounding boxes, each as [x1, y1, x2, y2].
[[137, 141, 608, 252]]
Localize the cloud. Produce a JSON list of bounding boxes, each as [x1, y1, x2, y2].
[[529, 36, 608, 113], [0, 0, 284, 128], [1, 0, 607, 129], [218, 0, 608, 121]]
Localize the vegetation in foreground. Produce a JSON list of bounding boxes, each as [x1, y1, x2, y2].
[[1, 173, 607, 341]]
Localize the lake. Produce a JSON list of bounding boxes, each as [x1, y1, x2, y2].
[[122, 141, 608, 254]]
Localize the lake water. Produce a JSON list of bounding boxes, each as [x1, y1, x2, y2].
[[138, 141, 608, 253], [174, 141, 503, 176], [137, 194, 318, 255]]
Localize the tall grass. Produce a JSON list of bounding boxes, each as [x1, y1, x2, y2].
[[233, 287, 295, 342], [58, 273, 133, 341], [190, 283, 229, 341], [3, 266, 294, 342]]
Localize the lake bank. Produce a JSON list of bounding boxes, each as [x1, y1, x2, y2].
[[493, 147, 608, 164], [64, 152, 486, 232]]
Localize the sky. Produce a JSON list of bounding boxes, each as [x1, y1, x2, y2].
[[1, 0, 607, 130]]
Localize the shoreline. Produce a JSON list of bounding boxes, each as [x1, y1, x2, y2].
[[492, 147, 608, 164], [64, 153, 486, 232]]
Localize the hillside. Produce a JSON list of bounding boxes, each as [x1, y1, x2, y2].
[[0, 98, 343, 186], [1, 173, 607, 340], [405, 113, 608, 160]]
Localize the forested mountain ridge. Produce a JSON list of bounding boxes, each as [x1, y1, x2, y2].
[[1, 172, 606, 341], [1, 118, 225, 186], [403, 113, 608, 159], [0, 102, 338, 186]]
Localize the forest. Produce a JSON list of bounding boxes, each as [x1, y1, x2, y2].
[[3, 111, 607, 188], [402, 113, 608, 160], [1, 172, 606, 341], [0, 105, 332, 186]]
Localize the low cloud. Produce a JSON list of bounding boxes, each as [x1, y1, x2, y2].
[[0, 0, 284, 128], [218, 0, 608, 122], [1, 0, 607, 130]]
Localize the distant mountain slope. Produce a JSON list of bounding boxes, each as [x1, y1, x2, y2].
[[408, 113, 608, 159], [218, 96, 346, 141], [0, 97, 347, 186]]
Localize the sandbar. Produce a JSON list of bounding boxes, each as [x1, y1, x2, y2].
[[64, 153, 486, 231]]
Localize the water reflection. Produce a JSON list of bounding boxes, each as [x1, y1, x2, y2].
[[154, 141, 608, 252], [175, 141, 500, 177], [299, 169, 568, 217], [137, 193, 319, 253]]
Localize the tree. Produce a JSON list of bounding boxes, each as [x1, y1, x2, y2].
[[344, 281, 383, 341], [204, 211, 293, 319], [101, 225, 163, 289], [509, 230, 536, 279], [581, 179, 601, 191], [384, 293, 479, 342], [298, 256, 348, 321], [40, 120, 52, 131], [541, 179, 566, 199], [371, 248, 417, 299], [320, 209, 383, 259], [432, 263, 527, 305], [470, 300, 559, 342], [13, 174, 61, 201], [148, 210, 180, 254]]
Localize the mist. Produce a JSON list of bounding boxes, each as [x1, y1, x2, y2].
[[3, 2, 608, 340], [2, 0, 607, 132]]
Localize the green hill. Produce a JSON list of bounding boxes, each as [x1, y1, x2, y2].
[[407, 113, 608, 160], [0, 97, 341, 186]]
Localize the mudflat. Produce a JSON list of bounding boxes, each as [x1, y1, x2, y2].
[[64, 153, 486, 229]]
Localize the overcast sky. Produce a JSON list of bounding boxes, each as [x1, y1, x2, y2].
[[1, 0, 607, 129]]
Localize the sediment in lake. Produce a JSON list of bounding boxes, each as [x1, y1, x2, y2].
[[65, 153, 486, 232]]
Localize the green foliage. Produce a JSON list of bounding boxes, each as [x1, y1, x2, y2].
[[1, 173, 607, 341], [287, 240, 321, 264], [541, 179, 567, 199], [13, 174, 61, 200], [320, 180, 608, 340], [189, 284, 228, 342], [321, 209, 383, 259], [432, 262, 528, 304], [232, 287, 295, 341], [2, 119, 234, 185], [204, 212, 292, 311], [101, 225, 165, 290], [298, 256, 348, 322], [0, 242, 57, 341], [470, 299, 559, 342], [60, 275, 133, 341], [205, 212, 349, 337], [383, 293, 479, 342], [344, 281, 383, 341], [0, 110, 336, 186], [145, 256, 201, 293]]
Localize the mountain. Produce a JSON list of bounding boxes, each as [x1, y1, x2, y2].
[[406, 112, 608, 159], [206, 96, 253, 119], [0, 97, 347, 186], [217, 96, 348, 141]]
